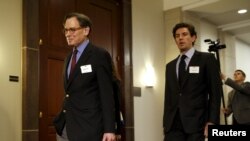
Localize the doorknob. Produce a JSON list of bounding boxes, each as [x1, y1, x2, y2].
[[39, 111, 43, 118], [39, 39, 43, 45]]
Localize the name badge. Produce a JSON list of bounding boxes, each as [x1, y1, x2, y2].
[[81, 64, 92, 73], [189, 66, 199, 73]]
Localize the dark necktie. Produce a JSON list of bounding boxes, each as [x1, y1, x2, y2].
[[178, 55, 186, 85], [69, 49, 78, 78]]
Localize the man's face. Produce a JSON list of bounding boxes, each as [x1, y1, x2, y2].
[[63, 17, 90, 47], [174, 27, 196, 53], [233, 71, 245, 83]]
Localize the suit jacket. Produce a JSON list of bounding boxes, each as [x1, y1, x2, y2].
[[225, 78, 250, 124], [112, 77, 124, 134], [54, 42, 115, 141], [163, 50, 222, 133]]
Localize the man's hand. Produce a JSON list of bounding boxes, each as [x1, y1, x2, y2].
[[222, 108, 229, 115], [220, 73, 226, 80], [204, 122, 214, 138], [116, 134, 121, 141], [102, 133, 116, 141]]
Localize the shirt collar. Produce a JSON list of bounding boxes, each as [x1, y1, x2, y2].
[[74, 39, 89, 54], [180, 47, 195, 59]]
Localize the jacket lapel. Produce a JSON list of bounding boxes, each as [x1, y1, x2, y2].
[[173, 57, 179, 85], [63, 54, 71, 90]]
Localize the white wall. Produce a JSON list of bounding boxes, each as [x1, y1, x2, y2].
[[235, 40, 250, 82], [200, 20, 218, 52], [132, 0, 165, 140], [164, 8, 182, 63], [0, 0, 22, 141]]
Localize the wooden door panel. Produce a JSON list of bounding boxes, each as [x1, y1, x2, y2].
[[78, 0, 123, 80], [40, 0, 76, 50], [88, 7, 113, 54], [47, 58, 64, 115], [77, 0, 121, 59], [47, 57, 65, 140], [39, 47, 67, 141], [49, 0, 75, 49]]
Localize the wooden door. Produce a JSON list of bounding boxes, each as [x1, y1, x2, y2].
[[39, 0, 123, 140]]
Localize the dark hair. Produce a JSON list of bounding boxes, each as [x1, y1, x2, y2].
[[235, 69, 246, 78], [172, 22, 197, 37], [63, 12, 92, 30]]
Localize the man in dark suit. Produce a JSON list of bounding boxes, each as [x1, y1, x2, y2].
[[163, 22, 222, 141], [53, 12, 116, 141], [221, 69, 250, 125]]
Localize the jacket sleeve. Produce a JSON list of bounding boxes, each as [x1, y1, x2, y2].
[[96, 49, 116, 133], [225, 78, 250, 96], [206, 53, 223, 124]]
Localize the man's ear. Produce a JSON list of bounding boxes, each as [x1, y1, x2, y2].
[[83, 27, 90, 36]]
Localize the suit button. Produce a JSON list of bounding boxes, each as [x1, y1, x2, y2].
[[66, 94, 69, 98], [179, 93, 182, 96], [63, 110, 66, 113]]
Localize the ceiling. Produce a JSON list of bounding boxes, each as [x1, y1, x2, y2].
[[164, 0, 250, 45]]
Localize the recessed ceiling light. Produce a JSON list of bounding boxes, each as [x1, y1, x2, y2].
[[238, 9, 247, 14]]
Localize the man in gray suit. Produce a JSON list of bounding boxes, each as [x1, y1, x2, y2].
[[222, 69, 250, 125]]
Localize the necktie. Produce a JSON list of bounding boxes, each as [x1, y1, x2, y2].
[[178, 55, 186, 85], [69, 49, 78, 78]]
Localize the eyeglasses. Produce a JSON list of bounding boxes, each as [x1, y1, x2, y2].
[[63, 27, 83, 34]]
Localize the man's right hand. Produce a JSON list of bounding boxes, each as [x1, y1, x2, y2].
[[222, 108, 229, 115]]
